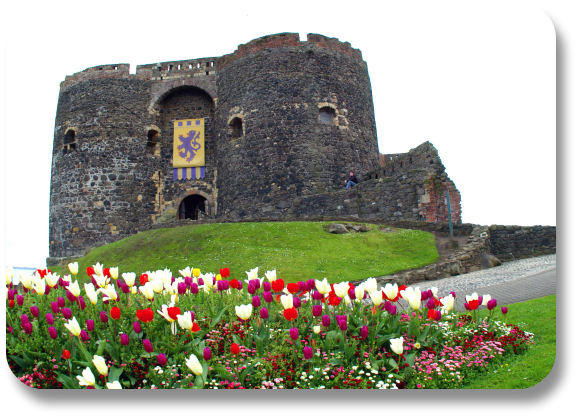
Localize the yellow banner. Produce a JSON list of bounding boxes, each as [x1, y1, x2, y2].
[[173, 118, 205, 168]]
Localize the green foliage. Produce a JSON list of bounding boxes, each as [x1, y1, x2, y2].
[[57, 222, 438, 284]]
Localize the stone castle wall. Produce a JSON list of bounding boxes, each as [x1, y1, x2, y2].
[[48, 33, 459, 260]]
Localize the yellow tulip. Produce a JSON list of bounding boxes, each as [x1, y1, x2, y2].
[[193, 268, 201, 278], [92, 355, 108, 376]]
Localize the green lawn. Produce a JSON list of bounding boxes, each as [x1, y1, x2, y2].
[[55, 221, 439, 284]]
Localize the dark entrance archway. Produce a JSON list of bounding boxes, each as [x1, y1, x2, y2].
[[179, 195, 208, 220]]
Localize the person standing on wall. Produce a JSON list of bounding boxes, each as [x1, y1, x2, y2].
[[345, 171, 359, 189]]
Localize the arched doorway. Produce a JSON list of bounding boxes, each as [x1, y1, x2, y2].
[[179, 195, 208, 220]]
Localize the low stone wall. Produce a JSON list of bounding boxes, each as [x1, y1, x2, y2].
[[489, 225, 556, 262]]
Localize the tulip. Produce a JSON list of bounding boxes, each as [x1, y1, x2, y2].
[[139, 282, 155, 301], [22, 322, 33, 335], [501, 306, 508, 315], [312, 305, 322, 317], [280, 294, 293, 310], [198, 277, 204, 286], [61, 307, 72, 319], [390, 336, 404, 355], [247, 280, 257, 295], [44, 313, 54, 325], [78, 296, 87, 310], [45, 273, 59, 288], [252, 295, 261, 308], [66, 280, 81, 298], [303, 346, 313, 360], [353, 286, 365, 301], [92, 355, 109, 376], [85, 319, 94, 332], [120, 333, 129, 346], [220, 268, 230, 278], [133, 321, 142, 334], [426, 298, 436, 310], [235, 304, 253, 321], [369, 290, 383, 307], [66, 290, 77, 303], [21, 314, 29, 325], [400, 287, 421, 310], [139, 273, 149, 285], [100, 310, 109, 323], [440, 295, 455, 312], [260, 307, 269, 319], [271, 279, 284, 292], [68, 262, 79, 276], [32, 278, 46, 296], [287, 282, 300, 294], [290, 327, 299, 340], [106, 381, 122, 389], [17, 295, 24, 306], [109, 267, 118, 280], [30, 305, 39, 318], [186, 354, 203, 376], [77, 367, 96, 387], [486, 298, 497, 310], [57, 297, 65, 308], [157, 353, 167, 366], [265, 269, 277, 282], [333, 281, 349, 298], [464, 302, 471, 311], [482, 294, 492, 306], [313, 325, 321, 334], [80, 330, 90, 342], [262, 281, 271, 292], [263, 291, 273, 303], [203, 347, 212, 361], [7, 289, 15, 301], [48, 326, 58, 340], [190, 282, 199, 295], [360, 325, 369, 339], [98, 284, 119, 302], [322, 314, 331, 328], [216, 280, 225, 292], [338, 320, 348, 331], [293, 297, 302, 308], [6, 267, 14, 285], [120, 283, 129, 294], [315, 278, 331, 295], [177, 311, 196, 331], [177, 282, 187, 295], [111, 307, 121, 320], [231, 343, 240, 355], [283, 307, 298, 321], [143, 339, 154, 353], [84, 283, 98, 305], [62, 349, 71, 360], [64, 317, 81, 337], [312, 290, 323, 301], [136, 308, 154, 323]]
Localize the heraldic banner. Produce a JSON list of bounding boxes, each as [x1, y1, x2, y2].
[[172, 119, 205, 180]]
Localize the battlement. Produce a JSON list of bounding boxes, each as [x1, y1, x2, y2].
[[137, 57, 220, 81], [60, 63, 140, 92]]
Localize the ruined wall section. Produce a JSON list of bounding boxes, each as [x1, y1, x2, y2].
[[215, 33, 380, 220], [49, 77, 157, 258]]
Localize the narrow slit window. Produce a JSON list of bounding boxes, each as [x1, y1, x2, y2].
[[63, 130, 76, 154], [229, 118, 243, 140], [147, 130, 160, 155]]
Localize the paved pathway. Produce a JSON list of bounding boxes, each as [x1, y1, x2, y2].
[[377, 254, 556, 309]]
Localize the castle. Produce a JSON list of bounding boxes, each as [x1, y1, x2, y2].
[[48, 33, 461, 261]]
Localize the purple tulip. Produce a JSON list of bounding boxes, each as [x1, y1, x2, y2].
[[23, 322, 33, 335], [62, 307, 72, 320], [17, 295, 24, 306], [99, 310, 108, 323], [78, 296, 86, 310], [298, 281, 305, 292], [478, 296, 484, 306], [348, 288, 356, 300], [501, 306, 508, 315], [8, 289, 15, 301], [48, 326, 58, 340], [312, 290, 323, 301], [133, 321, 142, 334], [303, 346, 313, 360], [171, 276, 176, 285], [91, 276, 98, 287], [143, 339, 153, 353], [247, 280, 257, 295], [426, 298, 436, 310], [322, 314, 331, 328], [120, 333, 130, 346], [260, 307, 269, 319], [464, 302, 471, 311], [293, 297, 301, 308], [203, 347, 212, 361], [217, 280, 225, 292], [263, 291, 273, 303], [21, 314, 29, 325], [198, 277, 204, 286], [66, 290, 77, 303], [190, 283, 199, 295], [450, 291, 456, 298], [360, 325, 369, 339], [50, 301, 60, 313], [45, 286, 51, 296], [86, 319, 95, 332], [23, 286, 29, 293], [312, 305, 322, 317], [290, 327, 299, 341], [306, 279, 316, 292], [263, 281, 271, 292], [237, 281, 243, 291], [222, 280, 230, 291], [57, 297, 65, 308], [184, 276, 192, 287], [338, 320, 348, 331], [176, 282, 186, 295], [212, 276, 217, 285], [30, 305, 40, 318], [156, 353, 167, 366], [252, 295, 261, 308], [58, 277, 65, 287], [487, 299, 498, 311], [8, 327, 13, 334], [421, 291, 429, 301], [121, 283, 130, 294], [390, 305, 397, 315], [382, 300, 392, 313], [46, 313, 54, 325], [434, 310, 442, 321], [80, 330, 90, 342]]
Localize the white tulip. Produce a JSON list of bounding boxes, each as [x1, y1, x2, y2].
[[280, 294, 293, 310], [364, 278, 378, 294], [400, 287, 422, 310], [482, 294, 492, 306], [369, 290, 383, 306], [84, 283, 98, 305], [122, 272, 136, 287], [64, 317, 81, 337], [390, 337, 404, 355], [67, 280, 81, 297], [354, 285, 365, 301], [139, 282, 154, 300], [333, 281, 349, 298], [383, 283, 399, 301], [265, 269, 277, 282], [109, 267, 119, 280], [106, 381, 122, 389], [77, 367, 96, 387], [235, 304, 253, 321], [6, 267, 13, 285], [44, 273, 59, 288], [92, 355, 108, 376], [98, 284, 118, 302], [93, 273, 109, 289], [185, 354, 203, 376], [440, 295, 455, 312], [33, 278, 46, 296], [93, 262, 104, 277], [68, 262, 79, 275], [179, 266, 192, 278], [315, 278, 331, 295], [177, 311, 195, 330]]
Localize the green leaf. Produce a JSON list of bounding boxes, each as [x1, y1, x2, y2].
[[388, 358, 399, 370], [194, 374, 204, 389], [95, 340, 107, 356], [211, 306, 227, 328], [9, 355, 30, 370], [109, 366, 124, 383], [212, 365, 235, 382], [329, 358, 344, 367]]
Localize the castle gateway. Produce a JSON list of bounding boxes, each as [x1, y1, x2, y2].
[[49, 33, 461, 259]]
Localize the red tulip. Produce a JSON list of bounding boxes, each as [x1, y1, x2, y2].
[[467, 299, 479, 311], [328, 294, 341, 306], [427, 309, 438, 320], [8, 300, 14, 308], [229, 279, 239, 289], [283, 307, 298, 321], [103, 268, 111, 278], [139, 273, 149, 285], [271, 279, 285, 292], [192, 322, 201, 333], [111, 307, 121, 320], [231, 343, 240, 355], [62, 349, 71, 360], [287, 283, 300, 294], [136, 308, 154, 323], [219, 268, 230, 278], [86, 267, 95, 277], [167, 306, 181, 320]]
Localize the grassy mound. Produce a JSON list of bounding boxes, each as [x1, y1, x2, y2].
[[58, 221, 439, 284]]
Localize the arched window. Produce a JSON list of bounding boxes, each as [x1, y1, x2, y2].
[[319, 107, 335, 124], [179, 195, 208, 220], [229, 117, 243, 140], [147, 130, 160, 156], [63, 129, 76, 154]]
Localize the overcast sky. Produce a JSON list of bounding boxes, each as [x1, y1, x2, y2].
[[2, 1, 555, 269]]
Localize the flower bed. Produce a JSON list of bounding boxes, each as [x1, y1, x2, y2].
[[5, 264, 533, 389]]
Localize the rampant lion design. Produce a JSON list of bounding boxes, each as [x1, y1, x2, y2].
[[177, 129, 201, 162]]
